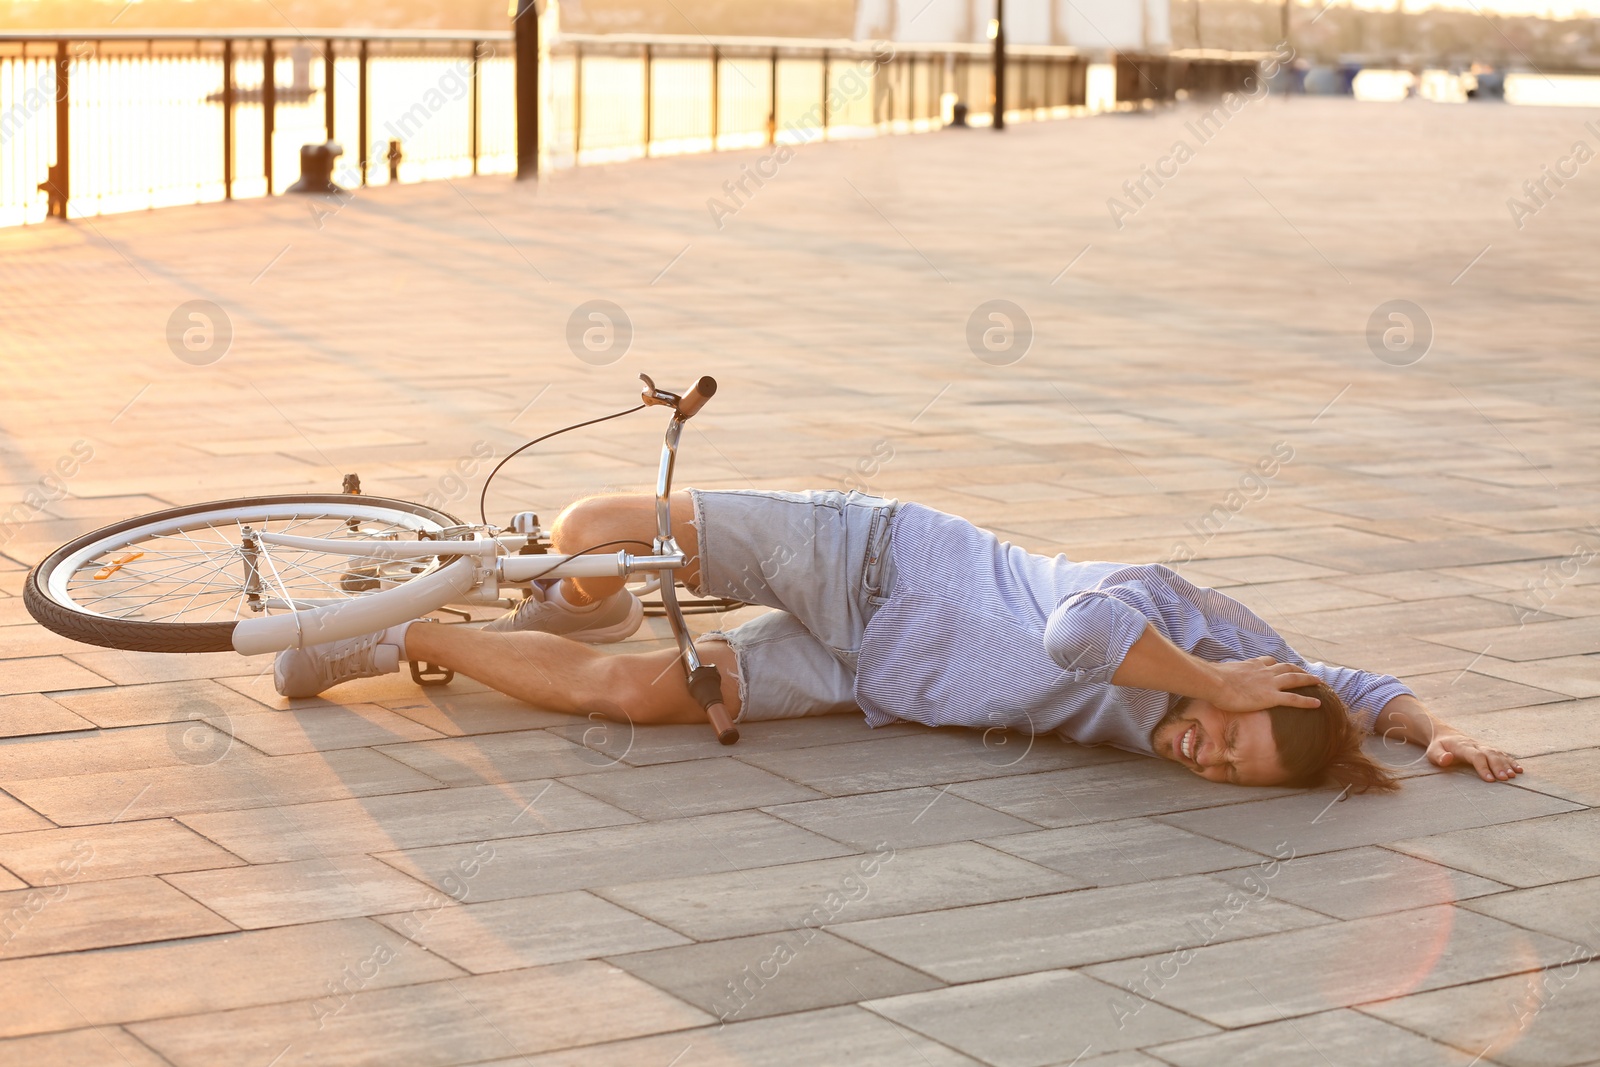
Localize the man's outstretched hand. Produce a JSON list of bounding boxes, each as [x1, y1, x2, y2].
[[1209, 656, 1321, 714], [1427, 733, 1524, 783]]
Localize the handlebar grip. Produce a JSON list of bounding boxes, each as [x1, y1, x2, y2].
[[706, 702, 739, 745], [686, 663, 738, 745], [675, 376, 717, 421]]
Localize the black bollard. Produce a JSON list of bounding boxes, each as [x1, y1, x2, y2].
[[286, 142, 345, 194]]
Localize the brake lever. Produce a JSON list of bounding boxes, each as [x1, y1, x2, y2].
[[639, 374, 680, 409]]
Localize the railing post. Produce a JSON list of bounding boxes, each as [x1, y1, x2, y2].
[[44, 40, 70, 219], [821, 49, 830, 139], [358, 39, 369, 186], [573, 42, 583, 163], [768, 47, 778, 146], [323, 37, 334, 139], [263, 38, 276, 194], [910, 52, 918, 128], [470, 41, 480, 175], [223, 39, 234, 199], [514, 0, 539, 180], [993, 0, 1006, 130], [643, 43, 652, 157], [709, 45, 719, 151]]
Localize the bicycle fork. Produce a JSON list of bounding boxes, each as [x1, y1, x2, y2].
[[641, 375, 739, 745]]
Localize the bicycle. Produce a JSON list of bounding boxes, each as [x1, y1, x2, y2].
[[23, 374, 744, 744]]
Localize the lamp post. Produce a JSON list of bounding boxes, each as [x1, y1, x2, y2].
[[992, 0, 1006, 130]]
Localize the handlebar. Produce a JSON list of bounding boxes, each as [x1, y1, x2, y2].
[[639, 373, 717, 422], [675, 376, 717, 421]]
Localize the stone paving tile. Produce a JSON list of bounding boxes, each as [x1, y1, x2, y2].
[[1220, 577, 1393, 615], [1329, 569, 1505, 603], [598, 842, 1070, 941], [44, 679, 259, 729], [1442, 702, 1600, 758], [164, 854, 447, 929], [543, 714, 922, 767], [763, 785, 1039, 850], [379, 689, 577, 735], [128, 962, 712, 1067], [608, 929, 943, 1023], [948, 759, 1299, 829], [544, 713, 921, 771], [215, 670, 498, 712], [0, 876, 234, 960], [375, 889, 689, 973], [6, 749, 443, 825], [0, 1026, 171, 1067], [503, 1005, 983, 1067], [1469, 655, 1600, 700], [0, 794, 49, 835], [1082, 906, 1582, 1029], [863, 969, 1213, 1067], [0, 818, 244, 885], [203, 702, 447, 755], [563, 758, 825, 820], [832, 874, 1327, 983], [380, 810, 855, 902], [0, 694, 93, 738], [0, 721, 239, 780], [1361, 967, 1598, 1067], [176, 779, 636, 863], [981, 817, 1266, 887], [0, 657, 111, 697], [1147, 1007, 1487, 1066], [1388, 810, 1600, 889], [1509, 751, 1600, 807], [375, 730, 628, 786], [738, 731, 1137, 798], [1423, 617, 1600, 662], [1401, 671, 1572, 716], [1285, 597, 1524, 643], [1209, 845, 1509, 920], [1156, 773, 1584, 857], [1463, 876, 1600, 947], [60, 649, 265, 686], [0, 918, 462, 1039]]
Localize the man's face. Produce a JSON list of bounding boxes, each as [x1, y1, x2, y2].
[[1151, 699, 1289, 786]]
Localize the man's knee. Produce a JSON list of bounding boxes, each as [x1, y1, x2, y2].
[[552, 494, 648, 549]]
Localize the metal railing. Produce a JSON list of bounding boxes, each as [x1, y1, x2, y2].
[[0, 28, 1258, 227]]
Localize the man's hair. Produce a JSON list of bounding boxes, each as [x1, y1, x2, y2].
[[1268, 682, 1399, 794]]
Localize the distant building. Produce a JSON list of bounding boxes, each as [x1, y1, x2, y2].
[[853, 0, 1171, 50]]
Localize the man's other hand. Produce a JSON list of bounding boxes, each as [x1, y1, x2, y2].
[[1428, 733, 1524, 783]]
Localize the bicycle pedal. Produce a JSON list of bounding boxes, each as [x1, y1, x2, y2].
[[408, 660, 454, 687]]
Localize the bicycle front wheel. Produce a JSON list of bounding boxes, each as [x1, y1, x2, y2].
[[25, 494, 465, 654]]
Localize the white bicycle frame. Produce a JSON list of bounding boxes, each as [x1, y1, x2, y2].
[[230, 373, 712, 659]]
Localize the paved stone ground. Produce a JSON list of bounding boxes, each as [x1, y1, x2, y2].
[[1, 94, 1598, 1067]]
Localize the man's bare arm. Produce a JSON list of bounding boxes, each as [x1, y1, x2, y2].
[[1110, 627, 1321, 713], [1374, 693, 1523, 783]]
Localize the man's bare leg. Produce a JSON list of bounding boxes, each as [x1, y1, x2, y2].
[[404, 619, 740, 725], [550, 490, 701, 606]]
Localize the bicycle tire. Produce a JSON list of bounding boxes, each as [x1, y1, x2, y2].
[[25, 494, 464, 654]]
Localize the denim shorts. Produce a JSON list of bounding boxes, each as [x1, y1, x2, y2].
[[687, 488, 900, 722]]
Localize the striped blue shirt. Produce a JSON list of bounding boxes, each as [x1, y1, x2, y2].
[[855, 503, 1413, 754]]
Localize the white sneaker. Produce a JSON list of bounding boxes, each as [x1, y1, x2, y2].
[[274, 631, 401, 698], [483, 583, 643, 642]]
